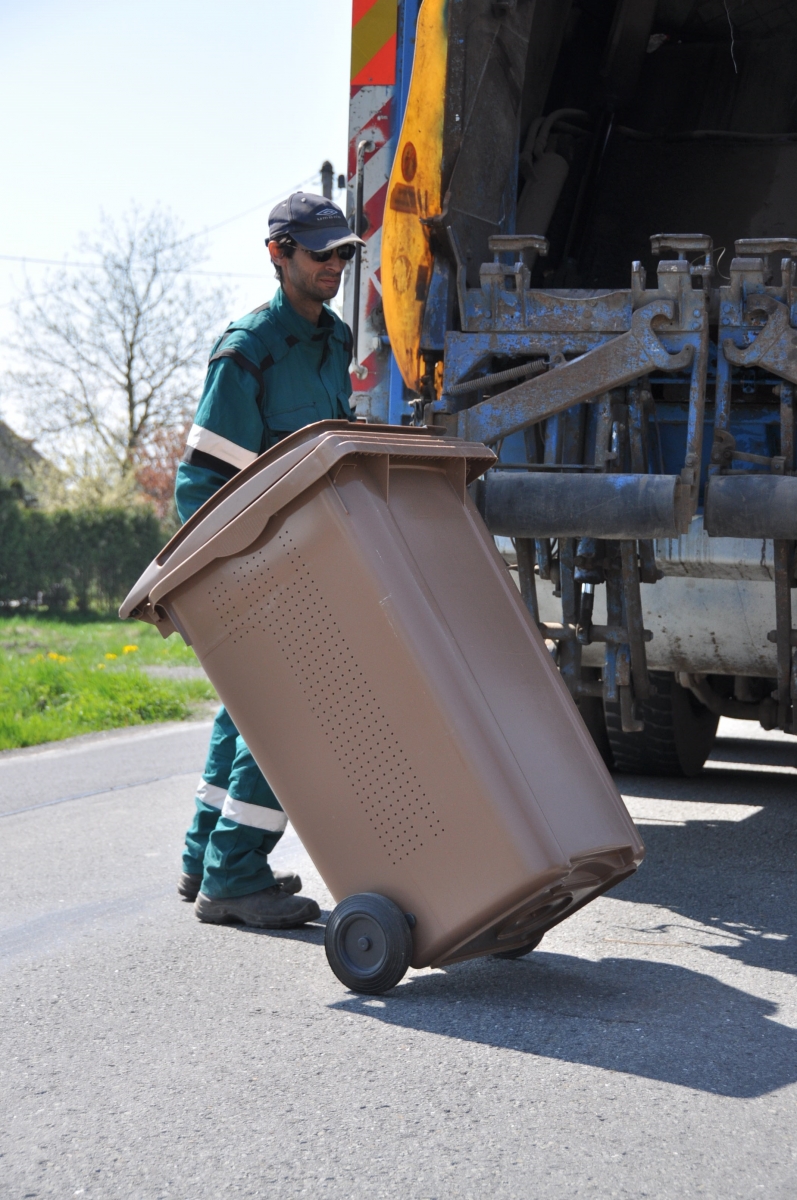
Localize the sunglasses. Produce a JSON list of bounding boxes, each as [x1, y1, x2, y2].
[[300, 243, 357, 263]]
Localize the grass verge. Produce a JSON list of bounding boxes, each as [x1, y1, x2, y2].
[[0, 613, 217, 750]]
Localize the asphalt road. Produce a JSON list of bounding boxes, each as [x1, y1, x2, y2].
[[1, 716, 796, 1199]]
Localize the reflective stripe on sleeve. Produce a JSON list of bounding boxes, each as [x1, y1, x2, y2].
[[221, 796, 288, 832], [196, 778, 227, 810], [185, 424, 258, 470]]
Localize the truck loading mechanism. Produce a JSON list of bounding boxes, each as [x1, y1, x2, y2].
[[368, 0, 797, 769], [456, 234, 797, 740]]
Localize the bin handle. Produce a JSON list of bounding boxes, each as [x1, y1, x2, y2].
[[147, 434, 492, 604], [149, 433, 495, 607]]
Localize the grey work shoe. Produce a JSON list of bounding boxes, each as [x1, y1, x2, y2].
[[178, 872, 202, 901], [178, 870, 302, 904], [194, 885, 320, 929]]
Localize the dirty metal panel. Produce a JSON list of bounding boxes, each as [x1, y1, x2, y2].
[[419, 255, 455, 353], [442, 0, 537, 288], [461, 285, 634, 334], [655, 516, 775, 581], [535, 574, 778, 677], [676, 1, 797, 38]]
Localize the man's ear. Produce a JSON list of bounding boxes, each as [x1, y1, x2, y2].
[[267, 239, 283, 266]]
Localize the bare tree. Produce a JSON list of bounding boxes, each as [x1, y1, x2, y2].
[[5, 208, 229, 495], [133, 419, 192, 520]]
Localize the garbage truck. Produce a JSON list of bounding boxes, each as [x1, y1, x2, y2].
[[344, 0, 797, 775]]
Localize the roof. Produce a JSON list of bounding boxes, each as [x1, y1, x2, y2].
[[0, 419, 47, 487]]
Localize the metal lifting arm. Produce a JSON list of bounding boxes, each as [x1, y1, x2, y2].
[[458, 301, 694, 444], [722, 294, 797, 384]]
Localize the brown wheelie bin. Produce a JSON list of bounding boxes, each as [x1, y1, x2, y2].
[[121, 421, 644, 992]]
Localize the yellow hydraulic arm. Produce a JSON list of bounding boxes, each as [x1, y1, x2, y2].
[[381, 0, 448, 394]]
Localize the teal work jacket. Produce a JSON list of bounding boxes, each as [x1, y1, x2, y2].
[[175, 287, 354, 522]]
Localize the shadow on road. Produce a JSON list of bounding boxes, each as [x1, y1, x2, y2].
[[612, 765, 797, 978], [236, 918, 328, 945], [330, 950, 797, 1098], [322, 744, 797, 1100], [709, 735, 797, 770], [204, 735, 797, 1100]]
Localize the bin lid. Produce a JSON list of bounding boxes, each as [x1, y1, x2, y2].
[[120, 420, 495, 627]]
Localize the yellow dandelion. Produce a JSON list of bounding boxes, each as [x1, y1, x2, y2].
[[122, 645, 139, 654], [47, 651, 70, 663], [105, 652, 118, 660], [96, 663, 106, 670]]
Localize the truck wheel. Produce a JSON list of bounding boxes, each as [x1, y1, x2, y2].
[[605, 671, 719, 777], [492, 933, 544, 960], [325, 893, 413, 994], [577, 668, 614, 768]]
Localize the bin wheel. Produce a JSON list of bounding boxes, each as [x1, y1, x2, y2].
[[325, 893, 413, 994], [492, 933, 544, 960], [605, 671, 719, 777]]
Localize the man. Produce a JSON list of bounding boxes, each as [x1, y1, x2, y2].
[[174, 192, 363, 929]]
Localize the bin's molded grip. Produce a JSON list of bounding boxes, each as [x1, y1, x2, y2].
[[154, 420, 434, 570], [120, 425, 495, 619]]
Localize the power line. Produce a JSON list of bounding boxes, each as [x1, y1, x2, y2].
[[0, 291, 50, 310], [188, 269, 267, 279], [0, 256, 267, 280], [0, 167, 328, 274], [0, 255, 95, 268], [175, 171, 322, 244]]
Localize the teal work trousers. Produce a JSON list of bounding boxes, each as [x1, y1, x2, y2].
[[182, 706, 287, 899]]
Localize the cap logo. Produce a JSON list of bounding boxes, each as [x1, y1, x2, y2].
[[316, 207, 339, 217]]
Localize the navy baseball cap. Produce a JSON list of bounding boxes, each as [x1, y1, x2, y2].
[[268, 192, 364, 253]]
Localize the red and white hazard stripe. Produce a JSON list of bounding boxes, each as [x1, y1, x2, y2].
[[344, 0, 399, 421]]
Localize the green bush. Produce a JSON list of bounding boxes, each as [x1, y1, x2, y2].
[[0, 483, 164, 610]]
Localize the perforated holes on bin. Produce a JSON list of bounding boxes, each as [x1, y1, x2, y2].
[[207, 529, 444, 863]]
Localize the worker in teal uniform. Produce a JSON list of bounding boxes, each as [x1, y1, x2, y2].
[[174, 193, 363, 928]]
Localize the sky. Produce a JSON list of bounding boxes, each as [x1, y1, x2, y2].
[[0, 0, 352, 431]]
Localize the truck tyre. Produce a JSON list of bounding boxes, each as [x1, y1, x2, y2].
[[605, 671, 719, 777], [325, 893, 413, 994], [577, 669, 614, 768]]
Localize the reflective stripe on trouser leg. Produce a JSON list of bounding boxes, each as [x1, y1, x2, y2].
[[182, 776, 227, 874], [221, 797, 288, 831], [182, 798, 224, 876], [196, 779, 226, 809], [200, 732, 286, 899], [181, 705, 239, 875]]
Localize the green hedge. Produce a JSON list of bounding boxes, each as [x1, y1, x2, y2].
[[0, 483, 165, 610]]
